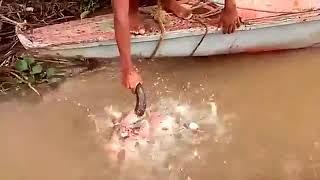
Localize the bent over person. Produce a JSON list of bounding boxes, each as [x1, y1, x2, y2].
[[112, 0, 240, 90]]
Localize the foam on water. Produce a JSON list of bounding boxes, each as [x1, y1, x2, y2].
[[89, 97, 231, 179]]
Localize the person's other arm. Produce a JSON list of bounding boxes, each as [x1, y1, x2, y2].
[[220, 0, 240, 34]]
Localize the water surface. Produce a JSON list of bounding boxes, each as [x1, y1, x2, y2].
[[1, 48, 320, 180]]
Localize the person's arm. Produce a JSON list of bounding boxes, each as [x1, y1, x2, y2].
[[225, 0, 236, 9], [220, 0, 240, 34], [113, 0, 132, 73], [113, 0, 142, 89]]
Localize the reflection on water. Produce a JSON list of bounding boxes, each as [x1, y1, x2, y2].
[[1, 48, 320, 180]]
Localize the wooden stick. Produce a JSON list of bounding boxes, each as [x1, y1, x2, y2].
[[10, 72, 41, 96]]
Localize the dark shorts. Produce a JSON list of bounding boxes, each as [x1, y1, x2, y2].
[[138, 0, 157, 7]]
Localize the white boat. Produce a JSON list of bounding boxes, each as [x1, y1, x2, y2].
[[17, 0, 320, 58]]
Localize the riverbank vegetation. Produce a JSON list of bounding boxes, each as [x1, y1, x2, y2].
[[0, 0, 110, 95]]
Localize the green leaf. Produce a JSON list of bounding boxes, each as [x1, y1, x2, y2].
[[46, 67, 56, 78], [15, 59, 29, 72], [23, 56, 35, 66], [31, 64, 43, 74]]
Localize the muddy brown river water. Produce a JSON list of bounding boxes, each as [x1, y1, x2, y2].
[[1, 48, 320, 180]]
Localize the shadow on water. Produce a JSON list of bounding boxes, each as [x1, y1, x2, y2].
[[1, 48, 320, 180]]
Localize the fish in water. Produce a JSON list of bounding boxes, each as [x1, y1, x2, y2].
[[102, 113, 210, 167], [134, 83, 147, 117], [100, 100, 221, 167], [103, 110, 175, 163]]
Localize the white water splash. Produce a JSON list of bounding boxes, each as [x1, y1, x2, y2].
[[91, 98, 231, 180]]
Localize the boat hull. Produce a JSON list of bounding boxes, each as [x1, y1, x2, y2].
[[16, 2, 320, 59], [27, 19, 320, 58]]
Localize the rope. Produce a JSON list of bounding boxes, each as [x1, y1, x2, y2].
[[213, 1, 313, 14], [190, 18, 208, 56], [149, 0, 165, 59]]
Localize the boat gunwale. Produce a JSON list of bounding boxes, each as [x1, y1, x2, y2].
[[17, 9, 320, 51]]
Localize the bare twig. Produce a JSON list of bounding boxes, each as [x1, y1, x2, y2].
[[0, 49, 15, 68], [10, 72, 41, 96], [0, 14, 20, 26], [190, 1, 211, 10], [214, 1, 301, 14], [48, 15, 74, 24], [35, 59, 75, 65], [0, 37, 19, 67], [199, 7, 222, 18], [0, 30, 15, 36], [1, 49, 14, 63], [0, 88, 5, 95], [9, 38, 19, 48], [0, 82, 12, 94], [0, 58, 8, 68]]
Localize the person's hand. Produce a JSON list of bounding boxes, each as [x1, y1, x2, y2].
[[121, 68, 142, 91], [219, 6, 241, 34]]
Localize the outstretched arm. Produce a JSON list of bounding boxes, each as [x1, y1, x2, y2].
[[220, 0, 240, 34], [225, 0, 236, 8], [113, 0, 142, 89]]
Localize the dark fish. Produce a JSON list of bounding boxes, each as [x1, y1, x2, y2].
[[134, 83, 147, 117]]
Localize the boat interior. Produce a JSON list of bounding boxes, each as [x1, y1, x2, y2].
[[17, 0, 320, 50]]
